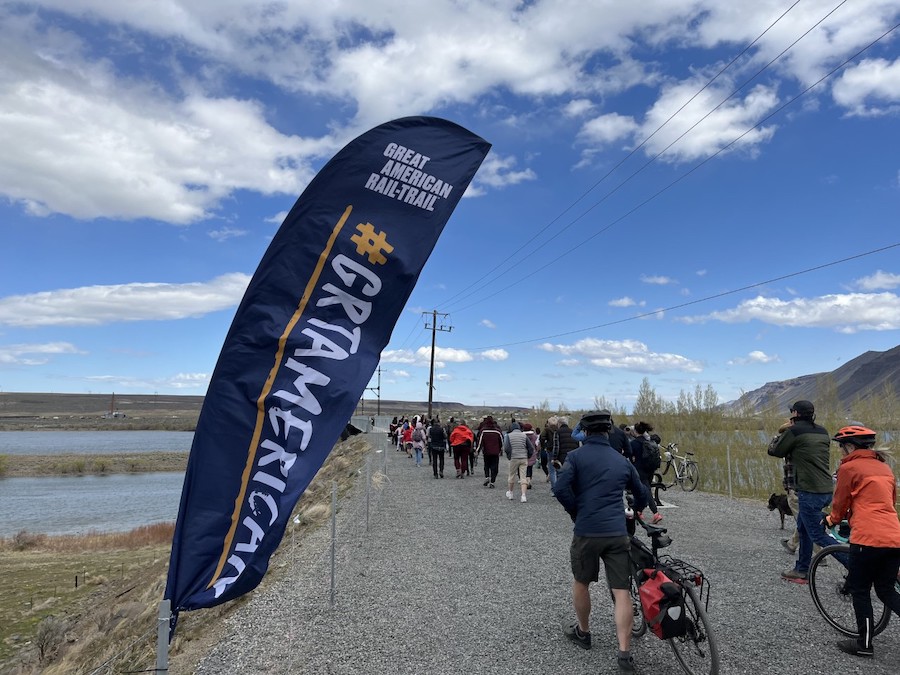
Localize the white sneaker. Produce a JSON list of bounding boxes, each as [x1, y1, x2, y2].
[[505, 490, 514, 500], [520, 494, 527, 503]]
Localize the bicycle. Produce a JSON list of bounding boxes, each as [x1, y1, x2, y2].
[[808, 522, 898, 638], [621, 507, 721, 675], [650, 443, 699, 504]]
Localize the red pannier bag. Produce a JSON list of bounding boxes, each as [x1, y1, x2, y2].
[[639, 568, 687, 639]]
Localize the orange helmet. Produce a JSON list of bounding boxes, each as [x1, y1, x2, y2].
[[832, 425, 877, 447]]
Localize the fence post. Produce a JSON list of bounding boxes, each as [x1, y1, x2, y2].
[[726, 445, 733, 499], [156, 599, 170, 673], [330, 480, 337, 609], [366, 455, 372, 532]]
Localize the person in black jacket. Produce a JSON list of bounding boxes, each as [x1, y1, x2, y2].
[[630, 421, 662, 524], [428, 419, 448, 478]]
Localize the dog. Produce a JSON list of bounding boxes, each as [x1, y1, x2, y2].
[[767, 493, 793, 529]]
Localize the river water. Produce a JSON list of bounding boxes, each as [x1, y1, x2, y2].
[[0, 431, 190, 536]]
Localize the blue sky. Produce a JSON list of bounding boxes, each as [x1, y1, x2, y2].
[[1, 1, 899, 411]]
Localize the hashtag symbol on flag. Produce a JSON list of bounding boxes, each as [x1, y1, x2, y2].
[[350, 222, 394, 265]]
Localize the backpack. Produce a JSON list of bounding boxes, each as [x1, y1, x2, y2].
[[642, 438, 662, 471], [638, 569, 687, 639], [412, 428, 425, 443]]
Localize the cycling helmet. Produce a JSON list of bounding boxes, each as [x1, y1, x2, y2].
[[579, 409, 612, 431], [832, 425, 877, 447]]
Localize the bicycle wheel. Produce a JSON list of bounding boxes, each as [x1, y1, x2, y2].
[[630, 578, 647, 637], [808, 544, 891, 637], [668, 584, 720, 675], [681, 461, 699, 492]]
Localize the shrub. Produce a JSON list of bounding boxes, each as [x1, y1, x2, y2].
[[35, 615, 66, 664], [0, 453, 7, 476], [12, 529, 44, 551]]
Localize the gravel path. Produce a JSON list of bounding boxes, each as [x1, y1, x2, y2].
[[195, 434, 899, 675]]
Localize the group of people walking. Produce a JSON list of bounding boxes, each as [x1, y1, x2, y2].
[[384, 401, 900, 673]]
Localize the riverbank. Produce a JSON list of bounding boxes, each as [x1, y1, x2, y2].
[[0, 434, 374, 674], [0, 451, 189, 477]]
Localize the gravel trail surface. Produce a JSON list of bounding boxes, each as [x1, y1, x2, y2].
[[195, 434, 899, 675]]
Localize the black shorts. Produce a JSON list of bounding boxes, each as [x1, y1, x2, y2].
[[570, 535, 631, 589]]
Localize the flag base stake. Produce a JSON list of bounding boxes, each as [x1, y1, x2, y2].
[[156, 599, 170, 673]]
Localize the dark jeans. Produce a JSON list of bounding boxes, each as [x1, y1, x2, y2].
[[847, 544, 900, 646], [431, 449, 445, 476], [483, 454, 499, 483]]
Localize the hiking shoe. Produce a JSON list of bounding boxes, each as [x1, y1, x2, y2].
[[520, 494, 527, 503], [650, 513, 663, 524], [489, 482, 495, 488], [781, 538, 797, 554], [837, 639, 873, 657], [617, 655, 636, 673], [483, 479, 490, 487], [781, 568, 808, 584], [506, 490, 514, 500], [564, 623, 591, 650]]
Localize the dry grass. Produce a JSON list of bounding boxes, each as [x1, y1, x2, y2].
[[2, 452, 189, 478], [0, 434, 375, 675]]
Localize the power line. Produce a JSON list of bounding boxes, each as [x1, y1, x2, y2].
[[439, 0, 806, 309], [463, 241, 900, 350], [447, 18, 900, 314]]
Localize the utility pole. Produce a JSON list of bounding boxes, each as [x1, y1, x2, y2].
[[366, 366, 382, 416], [423, 310, 452, 418]]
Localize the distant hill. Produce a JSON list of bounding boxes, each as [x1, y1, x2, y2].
[[727, 344, 900, 413]]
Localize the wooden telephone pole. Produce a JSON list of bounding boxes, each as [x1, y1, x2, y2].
[[424, 310, 452, 418]]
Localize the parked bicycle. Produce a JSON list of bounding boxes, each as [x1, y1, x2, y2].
[[650, 443, 699, 504], [809, 522, 898, 638], [619, 502, 720, 675]]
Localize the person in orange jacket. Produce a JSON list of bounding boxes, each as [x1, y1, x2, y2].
[[825, 425, 900, 658], [450, 420, 474, 478]]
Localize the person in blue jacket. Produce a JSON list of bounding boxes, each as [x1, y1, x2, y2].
[[554, 410, 649, 675]]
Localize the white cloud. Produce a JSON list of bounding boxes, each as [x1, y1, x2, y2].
[[0, 341, 84, 366], [539, 338, 702, 373], [428, 346, 474, 363], [0, 23, 321, 224], [854, 270, 900, 291], [5, 1, 898, 223], [208, 227, 248, 241], [688, 292, 900, 333], [168, 372, 211, 389], [436, 373, 452, 381], [832, 58, 900, 116], [564, 99, 596, 118], [479, 349, 509, 361], [480, 318, 497, 328], [558, 358, 581, 367], [467, 153, 536, 197], [579, 112, 639, 145], [728, 350, 779, 365], [392, 369, 411, 378], [609, 296, 643, 308], [266, 211, 289, 225], [640, 275, 676, 285], [0, 274, 250, 327], [696, 269, 707, 277]]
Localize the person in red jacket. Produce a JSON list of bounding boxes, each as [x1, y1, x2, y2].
[[825, 425, 900, 657], [450, 420, 475, 478]]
